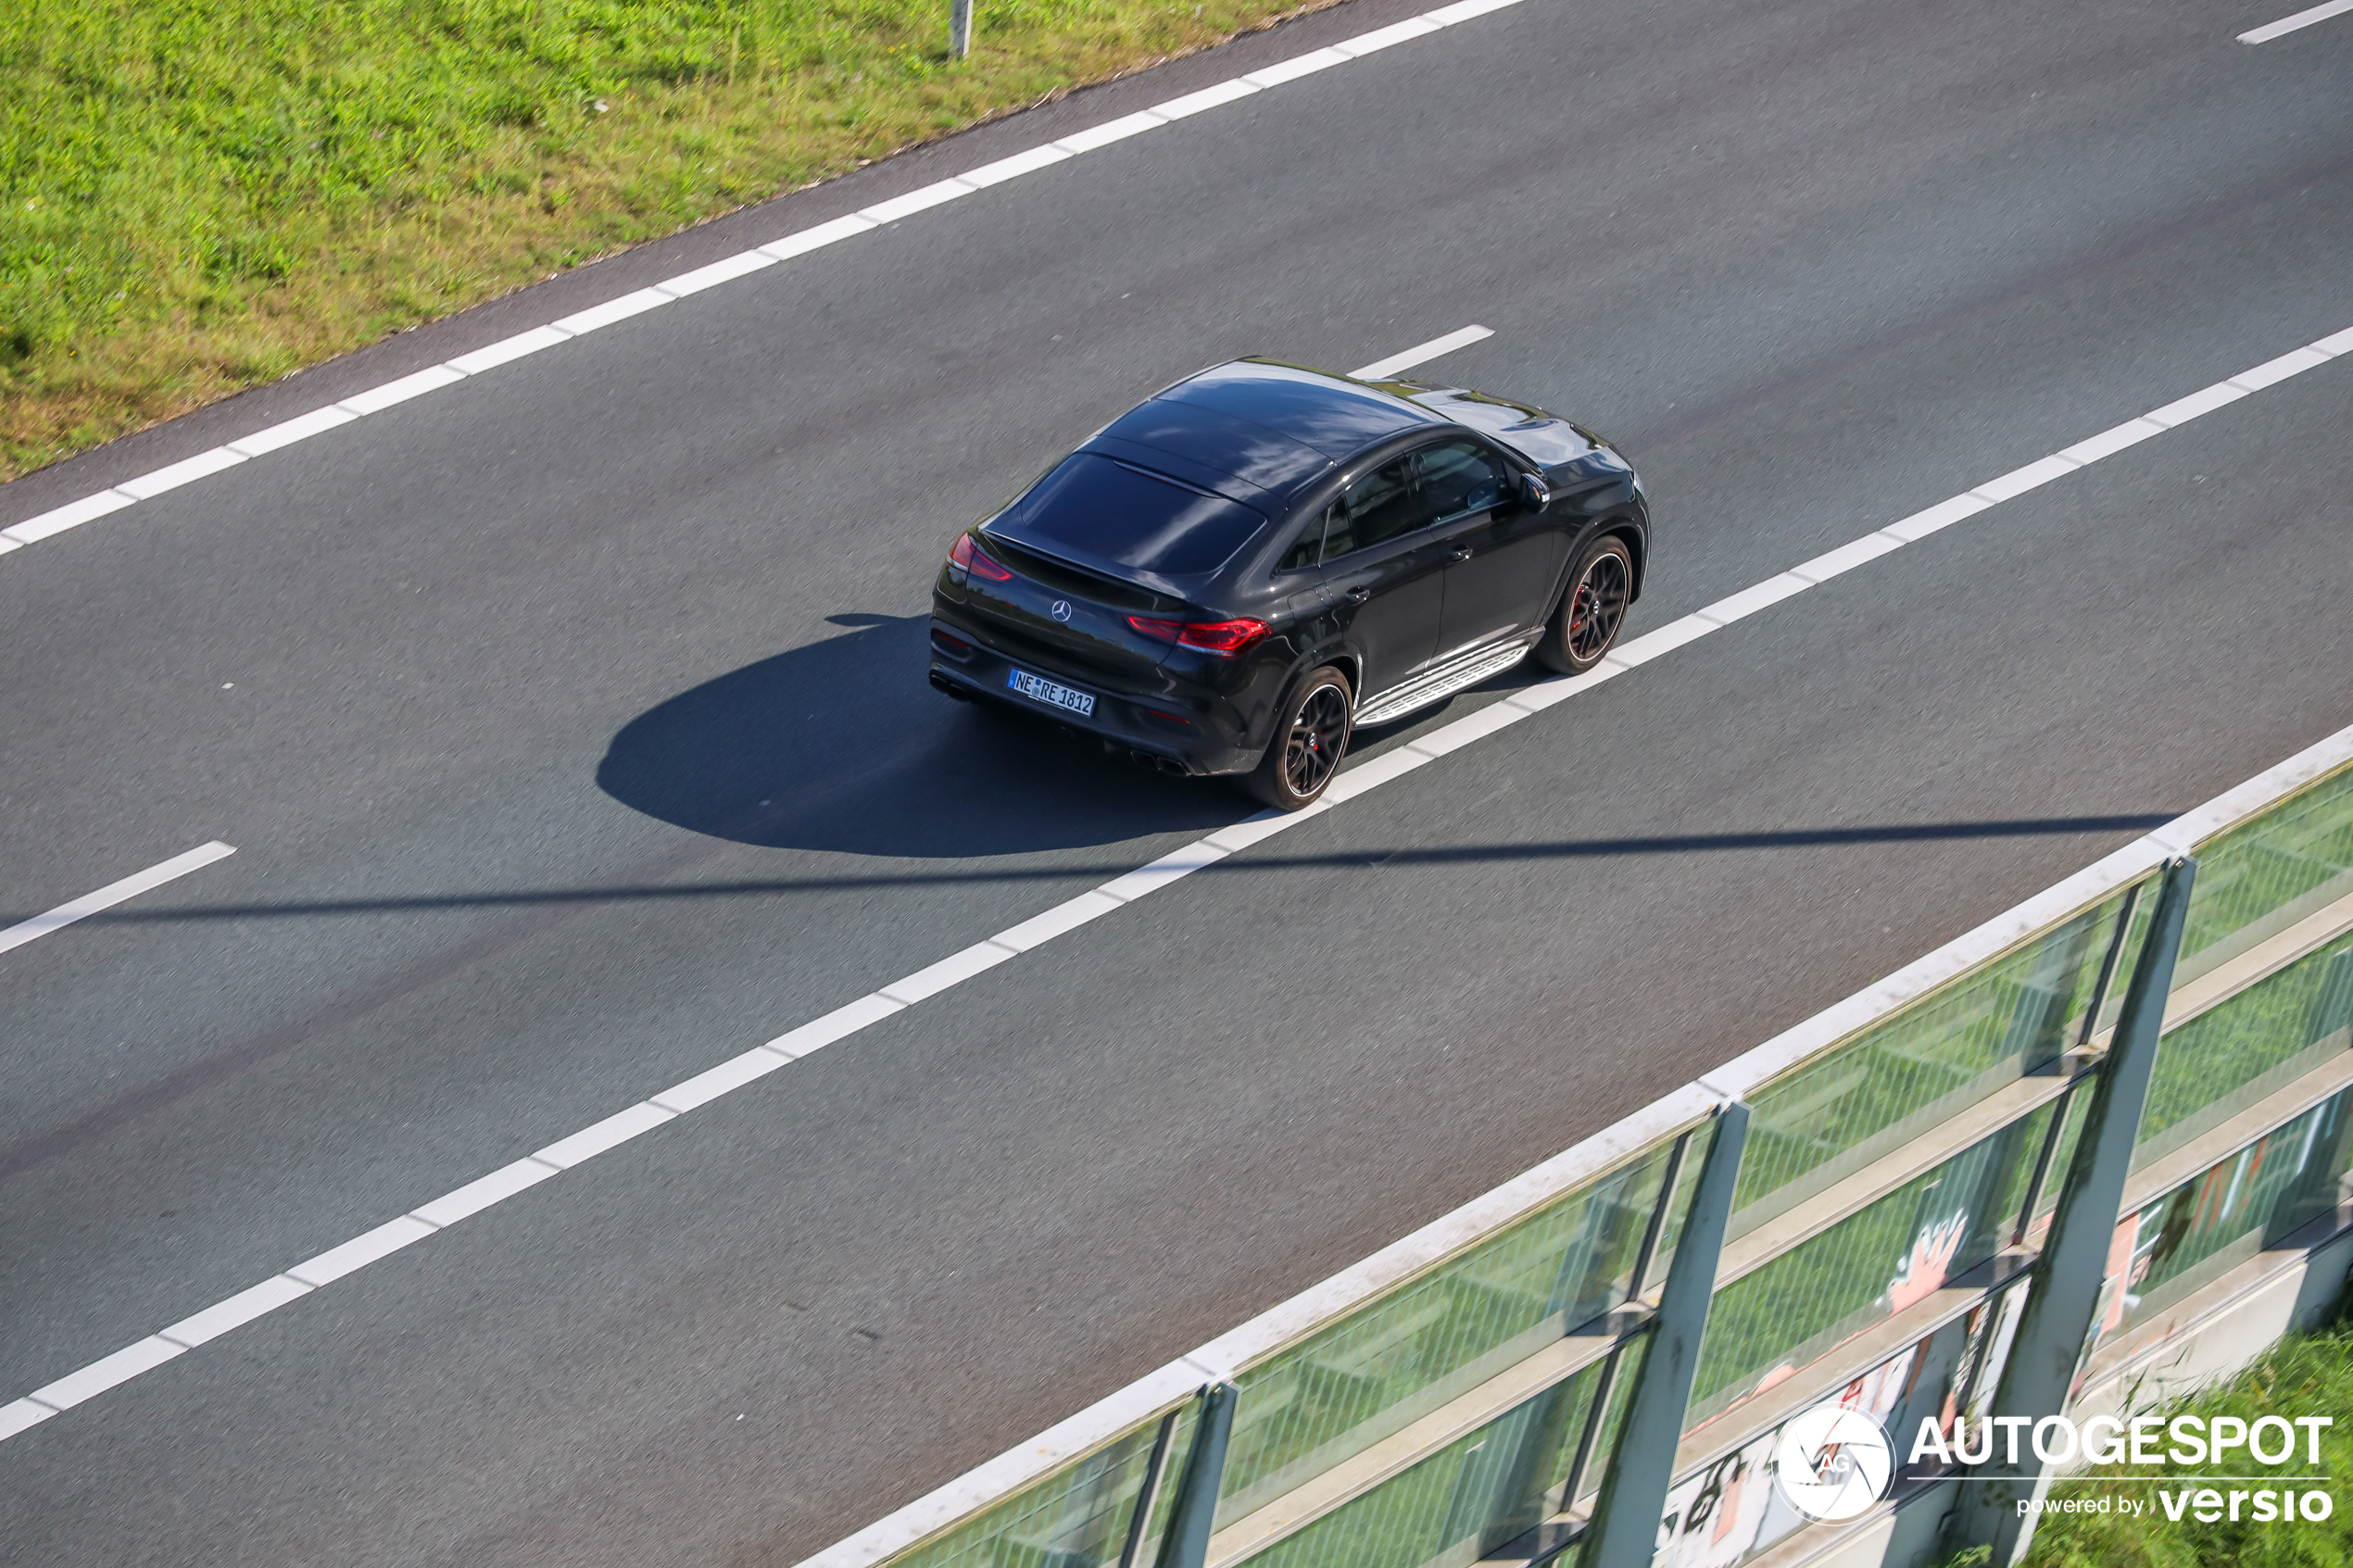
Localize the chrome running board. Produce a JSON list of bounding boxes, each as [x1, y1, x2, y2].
[[1353, 636, 1536, 727]]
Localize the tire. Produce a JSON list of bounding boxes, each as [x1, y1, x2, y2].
[[1242, 666, 1353, 810], [1534, 534, 1634, 674]]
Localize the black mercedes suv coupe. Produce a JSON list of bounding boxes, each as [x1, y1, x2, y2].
[[927, 358, 1649, 809]]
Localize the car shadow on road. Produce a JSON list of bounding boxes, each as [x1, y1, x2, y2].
[[596, 613, 1240, 857]]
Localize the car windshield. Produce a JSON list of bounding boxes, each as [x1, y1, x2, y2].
[[999, 454, 1266, 576]]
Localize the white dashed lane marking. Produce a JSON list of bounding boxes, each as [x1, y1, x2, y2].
[[1349, 324, 1496, 380], [0, 843, 236, 960], [2240, 0, 2353, 43]]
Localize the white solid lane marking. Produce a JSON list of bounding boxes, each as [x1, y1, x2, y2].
[[1334, 16, 1444, 54], [767, 993, 906, 1058], [1348, 323, 1495, 379], [1882, 492, 1994, 542], [857, 178, 979, 225], [991, 890, 1126, 953], [159, 1276, 313, 1348], [336, 365, 468, 416], [959, 144, 1074, 188], [548, 287, 675, 338], [1788, 531, 1906, 584], [447, 325, 576, 375], [755, 213, 879, 262], [29, 1338, 186, 1411], [2057, 417, 2166, 466], [1051, 109, 1168, 155], [285, 1217, 437, 1288], [5, 329, 2347, 1442], [227, 407, 359, 459], [658, 250, 779, 296], [411, 1158, 562, 1227], [1319, 746, 1436, 804], [0, 0, 1541, 561], [1972, 452, 2080, 503], [0, 1400, 53, 1439], [2145, 381, 2250, 427], [1151, 79, 1262, 120], [1096, 840, 1234, 902], [534, 1102, 676, 1169], [2240, 0, 2353, 41], [1427, 0, 1528, 19], [650, 1047, 794, 1115], [116, 447, 246, 500], [2232, 346, 2334, 390], [1696, 572, 1812, 626], [878, 939, 1022, 1006], [0, 842, 236, 958], [2, 489, 135, 546], [1243, 46, 1352, 88]]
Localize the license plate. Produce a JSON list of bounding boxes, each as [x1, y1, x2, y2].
[[1007, 667, 1096, 717]]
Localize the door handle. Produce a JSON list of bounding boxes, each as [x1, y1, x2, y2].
[[1449, 546, 1475, 561], [1343, 586, 1373, 603]]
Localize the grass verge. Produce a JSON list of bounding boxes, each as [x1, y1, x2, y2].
[[2, 0, 1328, 482], [1938, 1298, 2353, 1567]]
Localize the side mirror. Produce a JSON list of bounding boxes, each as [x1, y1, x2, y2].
[[1520, 472, 1552, 510]]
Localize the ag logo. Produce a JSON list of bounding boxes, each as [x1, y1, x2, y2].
[[1050, 599, 1073, 621], [1775, 1405, 1894, 1523]]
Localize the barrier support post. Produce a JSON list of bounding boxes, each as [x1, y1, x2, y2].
[[1154, 1379, 1238, 1568], [1944, 856, 2196, 1565], [1579, 1100, 1750, 1568], [950, 0, 973, 58]]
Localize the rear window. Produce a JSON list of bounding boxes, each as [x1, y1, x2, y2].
[[1001, 455, 1265, 576]]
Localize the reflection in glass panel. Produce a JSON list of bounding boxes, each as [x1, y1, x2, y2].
[[1216, 1144, 1675, 1524], [1643, 1128, 1711, 1298], [887, 1411, 1175, 1568], [1571, 1336, 1644, 1516], [1732, 896, 2125, 1234], [2115, 1087, 2353, 1336], [1238, 1362, 1603, 1568], [2176, 763, 2353, 985], [2137, 932, 2353, 1164], [1690, 1108, 2049, 1430]]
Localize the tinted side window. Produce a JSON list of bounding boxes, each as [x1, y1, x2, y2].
[[1277, 514, 1327, 571], [1417, 439, 1506, 522], [1324, 455, 1420, 558]]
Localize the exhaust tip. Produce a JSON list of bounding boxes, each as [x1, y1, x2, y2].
[[930, 672, 972, 700]]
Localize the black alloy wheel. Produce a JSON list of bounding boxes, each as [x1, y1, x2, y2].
[[1537, 536, 1634, 674], [1245, 665, 1353, 810]]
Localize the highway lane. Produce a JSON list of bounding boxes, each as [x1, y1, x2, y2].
[[1, 0, 2348, 1558]]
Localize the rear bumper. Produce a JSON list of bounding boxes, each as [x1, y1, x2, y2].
[[927, 616, 1261, 777]]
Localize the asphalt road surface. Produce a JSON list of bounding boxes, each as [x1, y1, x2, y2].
[[3, 0, 2348, 1560]]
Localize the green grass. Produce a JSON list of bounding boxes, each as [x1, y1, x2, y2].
[[1935, 1304, 2353, 1568], [1, 0, 1327, 479], [2029, 1324, 2353, 1567]]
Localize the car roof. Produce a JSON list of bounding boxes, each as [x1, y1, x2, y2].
[[1080, 358, 1441, 512]]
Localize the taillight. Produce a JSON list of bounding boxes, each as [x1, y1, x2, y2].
[[949, 533, 1013, 583], [1126, 615, 1270, 657]]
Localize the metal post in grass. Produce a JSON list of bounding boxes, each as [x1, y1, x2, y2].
[[1154, 1379, 1238, 1568], [1579, 1101, 1750, 1568], [1944, 856, 2196, 1567], [950, 0, 974, 59]]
